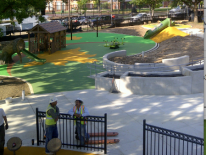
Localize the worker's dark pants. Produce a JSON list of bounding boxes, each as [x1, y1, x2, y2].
[[0, 123, 5, 155]]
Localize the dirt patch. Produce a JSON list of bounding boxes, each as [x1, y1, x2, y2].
[[99, 25, 148, 37], [0, 77, 31, 100], [102, 21, 204, 64], [109, 35, 203, 64]]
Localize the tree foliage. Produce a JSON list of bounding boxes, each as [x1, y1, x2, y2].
[[129, 0, 163, 16], [171, 0, 203, 23], [77, 0, 90, 10], [77, 0, 90, 15], [0, 0, 51, 24]]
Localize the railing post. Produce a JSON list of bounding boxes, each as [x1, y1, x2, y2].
[[36, 108, 39, 146], [104, 113, 107, 154], [143, 119, 146, 155], [95, 61, 97, 76]]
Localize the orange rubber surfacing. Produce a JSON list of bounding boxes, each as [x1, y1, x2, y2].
[[66, 36, 82, 40], [24, 47, 97, 67], [4, 146, 99, 155]]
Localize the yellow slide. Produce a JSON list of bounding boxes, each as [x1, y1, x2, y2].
[[150, 27, 189, 43]]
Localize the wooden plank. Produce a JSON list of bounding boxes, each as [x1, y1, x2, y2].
[[28, 32, 30, 52], [48, 33, 50, 54], [29, 31, 47, 33], [37, 26, 40, 53]]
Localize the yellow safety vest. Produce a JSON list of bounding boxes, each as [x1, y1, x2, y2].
[[73, 105, 86, 125], [46, 104, 57, 125]]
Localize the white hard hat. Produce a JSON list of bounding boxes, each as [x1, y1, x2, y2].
[[49, 96, 57, 103], [75, 98, 83, 103]]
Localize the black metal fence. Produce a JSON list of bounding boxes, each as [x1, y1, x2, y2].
[[0, 12, 202, 41], [64, 13, 189, 33], [143, 120, 204, 155], [36, 108, 107, 154]]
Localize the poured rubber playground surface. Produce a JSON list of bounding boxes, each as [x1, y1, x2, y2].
[[1, 32, 155, 94]]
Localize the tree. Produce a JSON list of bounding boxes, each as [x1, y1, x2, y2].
[[92, 0, 101, 12], [171, 0, 203, 23], [77, 0, 90, 16], [0, 0, 52, 25], [129, 0, 163, 16], [129, 1, 144, 13]]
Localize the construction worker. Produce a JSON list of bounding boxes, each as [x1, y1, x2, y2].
[[68, 98, 90, 146], [45, 96, 59, 154], [0, 108, 8, 154]]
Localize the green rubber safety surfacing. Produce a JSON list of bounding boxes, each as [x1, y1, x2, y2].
[[7, 32, 156, 94]]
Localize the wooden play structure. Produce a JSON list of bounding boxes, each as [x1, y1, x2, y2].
[[28, 22, 67, 54]]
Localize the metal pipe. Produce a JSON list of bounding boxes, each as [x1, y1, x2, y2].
[[104, 113, 107, 154], [36, 108, 39, 146], [143, 119, 146, 155]]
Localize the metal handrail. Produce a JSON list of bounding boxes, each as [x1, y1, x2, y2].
[[87, 58, 204, 77], [143, 119, 204, 155]]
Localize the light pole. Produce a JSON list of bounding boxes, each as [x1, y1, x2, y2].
[[68, 0, 70, 28]]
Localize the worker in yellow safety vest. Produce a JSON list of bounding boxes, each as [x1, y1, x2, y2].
[[45, 96, 59, 154], [68, 98, 90, 146]]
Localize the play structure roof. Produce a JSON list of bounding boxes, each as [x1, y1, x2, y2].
[[29, 21, 67, 34]]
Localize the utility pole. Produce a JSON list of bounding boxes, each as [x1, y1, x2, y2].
[[68, 0, 70, 28]]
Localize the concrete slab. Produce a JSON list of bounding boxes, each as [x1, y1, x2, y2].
[[0, 90, 203, 155]]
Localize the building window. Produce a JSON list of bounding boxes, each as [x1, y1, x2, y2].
[[57, 2, 61, 10]]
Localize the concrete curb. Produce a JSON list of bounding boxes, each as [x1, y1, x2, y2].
[[0, 75, 34, 95], [102, 43, 159, 67]]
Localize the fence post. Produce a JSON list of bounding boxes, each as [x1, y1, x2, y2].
[[104, 113, 107, 154], [36, 108, 40, 146], [97, 18, 98, 37], [143, 119, 146, 155]]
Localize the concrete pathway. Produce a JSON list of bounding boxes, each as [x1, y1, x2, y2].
[[0, 89, 203, 155], [180, 28, 204, 38]]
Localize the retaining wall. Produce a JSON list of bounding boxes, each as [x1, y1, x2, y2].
[[95, 67, 204, 95], [103, 50, 190, 73]]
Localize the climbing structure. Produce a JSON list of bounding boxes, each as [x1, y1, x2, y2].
[[0, 38, 25, 64], [28, 22, 67, 54]]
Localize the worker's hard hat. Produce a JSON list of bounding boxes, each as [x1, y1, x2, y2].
[[75, 98, 83, 103], [49, 96, 57, 103]]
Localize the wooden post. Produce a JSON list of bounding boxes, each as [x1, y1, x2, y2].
[[48, 33, 50, 54], [35, 34, 37, 42], [38, 26, 40, 53], [54, 33, 56, 53], [59, 31, 61, 50], [64, 30, 66, 47], [28, 32, 30, 52], [97, 18, 98, 37]]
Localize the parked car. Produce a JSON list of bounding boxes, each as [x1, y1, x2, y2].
[[130, 13, 151, 22], [78, 16, 90, 25], [169, 6, 185, 14], [89, 15, 123, 27], [62, 17, 81, 29]]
